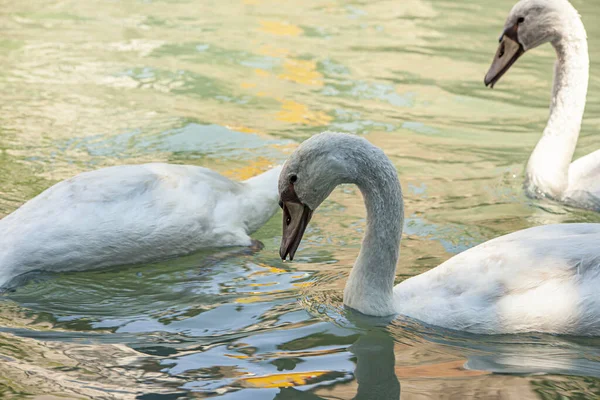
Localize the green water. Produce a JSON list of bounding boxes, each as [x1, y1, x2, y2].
[[1, 0, 600, 398]]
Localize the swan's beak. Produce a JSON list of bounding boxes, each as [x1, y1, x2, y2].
[[280, 201, 313, 261], [484, 34, 524, 88]]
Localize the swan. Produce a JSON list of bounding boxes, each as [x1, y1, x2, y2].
[[484, 0, 600, 211], [278, 132, 600, 335], [0, 163, 282, 287]]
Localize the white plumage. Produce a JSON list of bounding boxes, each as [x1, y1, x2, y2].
[[0, 163, 282, 287], [279, 131, 600, 335], [395, 223, 600, 335], [485, 0, 600, 210]]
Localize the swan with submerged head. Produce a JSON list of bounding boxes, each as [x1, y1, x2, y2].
[[485, 0, 600, 210], [0, 163, 282, 287], [279, 132, 600, 335]]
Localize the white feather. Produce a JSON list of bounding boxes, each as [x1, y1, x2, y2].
[[283, 131, 600, 335], [499, 0, 600, 209], [395, 223, 600, 335], [0, 163, 282, 286]]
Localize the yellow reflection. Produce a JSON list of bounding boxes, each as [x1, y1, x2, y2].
[[249, 282, 277, 287], [259, 21, 303, 36], [258, 44, 291, 58], [240, 82, 257, 89], [243, 371, 328, 388], [224, 158, 275, 180], [293, 282, 313, 288], [249, 264, 288, 277], [225, 354, 249, 359], [254, 68, 270, 77], [225, 124, 259, 134], [235, 296, 263, 304], [278, 59, 323, 86], [277, 100, 331, 126], [267, 266, 287, 274]]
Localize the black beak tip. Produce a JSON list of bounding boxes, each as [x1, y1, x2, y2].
[[279, 249, 292, 261]]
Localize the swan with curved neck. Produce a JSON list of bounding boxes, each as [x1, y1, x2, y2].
[[279, 132, 600, 335], [485, 0, 600, 210], [0, 163, 282, 287]]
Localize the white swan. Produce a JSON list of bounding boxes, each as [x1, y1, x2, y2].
[[279, 132, 600, 335], [484, 0, 600, 211], [0, 163, 282, 287]]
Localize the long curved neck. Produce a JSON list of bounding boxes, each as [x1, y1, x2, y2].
[[526, 20, 589, 198], [343, 146, 403, 317]]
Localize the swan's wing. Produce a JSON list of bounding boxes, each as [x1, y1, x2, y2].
[[394, 223, 600, 335], [4, 163, 242, 224], [0, 163, 248, 276], [565, 149, 600, 208]]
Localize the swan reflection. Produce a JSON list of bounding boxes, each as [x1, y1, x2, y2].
[[269, 312, 401, 400]]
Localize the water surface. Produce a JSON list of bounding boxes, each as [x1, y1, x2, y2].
[[1, 0, 600, 398]]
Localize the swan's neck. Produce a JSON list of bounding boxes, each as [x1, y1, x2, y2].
[[526, 25, 589, 198], [343, 148, 403, 317], [241, 165, 283, 234]]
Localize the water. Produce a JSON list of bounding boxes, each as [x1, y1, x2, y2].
[[1, 0, 600, 398]]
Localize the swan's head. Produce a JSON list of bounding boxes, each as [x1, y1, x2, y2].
[[484, 0, 582, 87], [278, 132, 362, 260]]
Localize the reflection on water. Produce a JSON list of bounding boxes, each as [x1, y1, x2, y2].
[[2, 0, 600, 398]]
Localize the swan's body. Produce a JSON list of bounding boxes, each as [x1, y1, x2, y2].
[[0, 163, 281, 287], [485, 0, 600, 210], [395, 223, 600, 335], [279, 132, 600, 335]]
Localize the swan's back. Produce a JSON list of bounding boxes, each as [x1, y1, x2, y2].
[[394, 223, 600, 335], [0, 163, 265, 285]]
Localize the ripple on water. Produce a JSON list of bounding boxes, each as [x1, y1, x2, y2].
[[2, 0, 600, 397]]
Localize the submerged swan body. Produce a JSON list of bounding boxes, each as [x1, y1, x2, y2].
[[0, 163, 282, 287], [279, 132, 600, 335], [485, 0, 600, 210]]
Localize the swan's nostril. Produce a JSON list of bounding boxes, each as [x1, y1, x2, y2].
[[499, 42, 505, 58]]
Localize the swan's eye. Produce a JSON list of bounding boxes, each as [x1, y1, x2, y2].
[[517, 17, 525, 24], [286, 216, 291, 225], [290, 175, 298, 184]]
